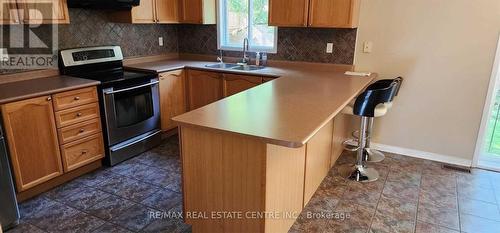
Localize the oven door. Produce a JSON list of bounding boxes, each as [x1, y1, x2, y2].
[[102, 78, 160, 146]]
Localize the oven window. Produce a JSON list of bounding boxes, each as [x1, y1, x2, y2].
[[113, 86, 154, 128]]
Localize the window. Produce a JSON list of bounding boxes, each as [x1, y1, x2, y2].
[[218, 0, 277, 53]]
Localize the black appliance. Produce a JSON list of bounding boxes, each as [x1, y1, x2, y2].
[[0, 119, 20, 230], [68, 0, 140, 10], [59, 46, 161, 166]]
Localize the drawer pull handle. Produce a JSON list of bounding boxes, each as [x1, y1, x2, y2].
[[47, 97, 52, 101], [79, 128, 85, 133], [74, 96, 80, 101], [76, 112, 83, 117], [81, 150, 88, 155]]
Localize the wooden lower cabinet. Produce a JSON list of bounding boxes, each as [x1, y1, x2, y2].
[[179, 116, 343, 232], [1, 86, 104, 193], [159, 70, 187, 131], [223, 73, 263, 97], [60, 133, 104, 172], [303, 119, 333, 205], [1, 95, 63, 192], [187, 69, 223, 110]]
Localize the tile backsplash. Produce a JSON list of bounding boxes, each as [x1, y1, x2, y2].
[[1, 8, 356, 75], [178, 25, 357, 65]]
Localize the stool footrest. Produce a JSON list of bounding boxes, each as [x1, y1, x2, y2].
[[342, 139, 359, 152]]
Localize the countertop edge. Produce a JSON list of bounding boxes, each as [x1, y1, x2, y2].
[[0, 79, 100, 105]]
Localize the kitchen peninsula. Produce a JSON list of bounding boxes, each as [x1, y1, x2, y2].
[[131, 60, 376, 233]]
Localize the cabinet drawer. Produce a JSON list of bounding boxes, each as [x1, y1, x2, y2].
[[55, 103, 100, 128], [53, 87, 98, 111], [57, 118, 102, 144], [61, 133, 104, 172]]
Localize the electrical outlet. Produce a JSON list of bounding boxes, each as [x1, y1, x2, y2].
[[363, 41, 373, 53], [326, 43, 333, 53], [159, 37, 164, 46]]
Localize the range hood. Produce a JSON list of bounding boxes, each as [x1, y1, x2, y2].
[[68, 0, 140, 10]]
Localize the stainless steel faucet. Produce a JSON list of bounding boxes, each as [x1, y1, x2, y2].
[[241, 38, 250, 65], [217, 50, 224, 63]]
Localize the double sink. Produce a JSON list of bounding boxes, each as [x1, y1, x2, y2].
[[205, 63, 266, 71]]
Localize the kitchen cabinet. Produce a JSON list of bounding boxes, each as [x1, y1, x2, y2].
[[269, 0, 360, 28], [156, 0, 180, 23], [2, 0, 70, 24], [0, 1, 20, 24], [187, 70, 223, 110], [308, 0, 360, 28], [269, 0, 309, 27], [1, 96, 63, 192], [1, 86, 104, 192], [110, 0, 180, 24], [303, 119, 333, 206], [180, 0, 216, 24], [159, 69, 187, 131], [223, 74, 263, 97]]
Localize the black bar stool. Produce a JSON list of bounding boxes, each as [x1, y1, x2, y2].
[[342, 77, 403, 163], [339, 79, 400, 182]]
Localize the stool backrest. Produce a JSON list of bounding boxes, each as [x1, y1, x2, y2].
[[353, 81, 399, 117], [367, 77, 403, 102]]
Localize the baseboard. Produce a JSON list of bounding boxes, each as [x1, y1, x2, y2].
[[370, 142, 473, 167]]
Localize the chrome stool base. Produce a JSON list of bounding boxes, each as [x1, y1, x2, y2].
[[364, 148, 385, 163], [338, 164, 379, 182]]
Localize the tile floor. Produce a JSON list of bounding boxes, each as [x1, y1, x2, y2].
[[6, 135, 500, 233], [290, 152, 500, 233], [7, 135, 189, 233]]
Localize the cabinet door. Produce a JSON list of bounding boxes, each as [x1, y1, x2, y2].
[[223, 74, 262, 97], [180, 0, 202, 24], [1, 96, 63, 192], [159, 70, 187, 131], [156, 0, 180, 23], [308, 0, 359, 28], [0, 1, 20, 24], [17, 0, 69, 24], [269, 0, 309, 27], [131, 0, 156, 23], [187, 70, 222, 110]]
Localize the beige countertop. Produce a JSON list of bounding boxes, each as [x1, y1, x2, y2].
[[0, 75, 100, 105], [126, 59, 375, 148]]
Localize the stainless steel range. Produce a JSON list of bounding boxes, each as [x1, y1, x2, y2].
[[59, 46, 161, 166]]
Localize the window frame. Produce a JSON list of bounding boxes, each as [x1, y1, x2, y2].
[[217, 0, 278, 53]]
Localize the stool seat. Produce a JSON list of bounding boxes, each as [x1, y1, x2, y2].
[[342, 103, 388, 117]]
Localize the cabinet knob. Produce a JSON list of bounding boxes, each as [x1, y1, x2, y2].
[[74, 96, 80, 101], [47, 97, 52, 101], [81, 150, 88, 155], [79, 128, 85, 133], [76, 112, 83, 117]]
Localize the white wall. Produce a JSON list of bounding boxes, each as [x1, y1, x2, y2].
[[354, 0, 500, 164]]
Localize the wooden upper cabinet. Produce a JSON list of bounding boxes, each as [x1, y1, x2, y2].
[[180, 0, 215, 24], [187, 70, 222, 110], [130, 0, 156, 23], [223, 74, 263, 97], [308, 0, 360, 28], [269, 0, 309, 27], [159, 70, 187, 131], [156, 0, 180, 23], [0, 1, 21, 24], [110, 0, 180, 24], [1, 96, 63, 192], [17, 0, 70, 24]]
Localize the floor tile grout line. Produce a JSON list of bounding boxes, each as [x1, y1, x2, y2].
[[413, 167, 424, 233], [456, 171, 462, 232], [367, 164, 389, 233]]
